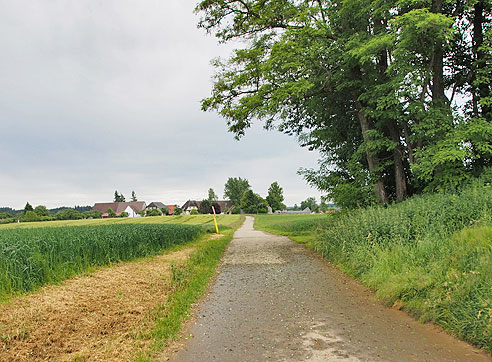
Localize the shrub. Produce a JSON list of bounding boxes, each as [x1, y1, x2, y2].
[[146, 209, 162, 217], [190, 209, 199, 215]]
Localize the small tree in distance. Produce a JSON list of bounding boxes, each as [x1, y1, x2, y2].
[[266, 182, 285, 212], [173, 205, 183, 215], [208, 188, 218, 202], [24, 202, 33, 213], [131, 191, 137, 202]]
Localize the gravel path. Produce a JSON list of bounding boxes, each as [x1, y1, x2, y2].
[[170, 216, 491, 362]]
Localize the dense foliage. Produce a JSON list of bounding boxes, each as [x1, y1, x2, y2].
[[0, 223, 205, 299], [224, 177, 251, 206], [197, 0, 492, 207], [240, 190, 269, 213]]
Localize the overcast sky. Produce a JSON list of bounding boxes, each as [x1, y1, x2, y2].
[[0, 0, 322, 209]]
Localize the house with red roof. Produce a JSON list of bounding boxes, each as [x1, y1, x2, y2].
[[93, 201, 146, 218]]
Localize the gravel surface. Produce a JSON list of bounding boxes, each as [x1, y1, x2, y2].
[[170, 216, 491, 362]]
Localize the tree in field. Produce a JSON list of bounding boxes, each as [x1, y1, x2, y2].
[[113, 191, 125, 202], [266, 182, 286, 212], [24, 202, 33, 213], [34, 205, 50, 217], [199, 199, 212, 214], [300, 197, 318, 213], [208, 188, 219, 202], [240, 190, 268, 214], [131, 191, 137, 202], [224, 177, 250, 206], [196, 0, 492, 207]]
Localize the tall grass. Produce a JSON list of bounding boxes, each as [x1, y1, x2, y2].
[[0, 224, 204, 299], [256, 175, 492, 352]]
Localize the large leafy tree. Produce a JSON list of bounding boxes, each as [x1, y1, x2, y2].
[[240, 190, 269, 214], [266, 181, 285, 212], [196, 0, 492, 206], [224, 177, 251, 206]]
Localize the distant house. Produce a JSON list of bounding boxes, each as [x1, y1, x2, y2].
[[166, 205, 176, 215], [93, 201, 146, 218], [215, 200, 233, 214], [146, 202, 166, 211], [182, 200, 201, 214], [181, 200, 233, 214]]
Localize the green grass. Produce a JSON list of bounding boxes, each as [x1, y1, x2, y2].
[[254, 214, 328, 247], [255, 176, 492, 353], [0, 224, 206, 301], [0, 214, 242, 230], [136, 216, 244, 361]]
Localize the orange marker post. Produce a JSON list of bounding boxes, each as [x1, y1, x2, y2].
[[211, 206, 219, 234]]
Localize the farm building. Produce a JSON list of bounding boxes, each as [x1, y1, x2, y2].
[[181, 200, 201, 214], [181, 200, 233, 214], [93, 201, 146, 218], [146, 202, 167, 211]]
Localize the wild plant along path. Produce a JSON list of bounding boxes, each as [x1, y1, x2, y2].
[[170, 216, 491, 361]]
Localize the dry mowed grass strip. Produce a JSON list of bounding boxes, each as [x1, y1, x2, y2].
[[0, 247, 195, 361]]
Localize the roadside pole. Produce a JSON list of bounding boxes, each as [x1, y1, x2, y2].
[[211, 206, 219, 234]]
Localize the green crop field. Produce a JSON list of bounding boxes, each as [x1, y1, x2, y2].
[[0, 214, 242, 230], [0, 223, 210, 300]]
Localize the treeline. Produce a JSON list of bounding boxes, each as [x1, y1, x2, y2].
[[197, 0, 492, 208], [0, 203, 99, 224]]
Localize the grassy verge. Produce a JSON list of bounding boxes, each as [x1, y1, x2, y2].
[[254, 214, 327, 247], [136, 215, 245, 361], [255, 176, 492, 354]]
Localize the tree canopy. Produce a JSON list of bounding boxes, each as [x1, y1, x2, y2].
[[224, 177, 251, 206], [197, 0, 492, 207], [241, 190, 269, 214]]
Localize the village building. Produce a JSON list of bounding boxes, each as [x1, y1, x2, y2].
[[181, 200, 233, 214], [93, 201, 146, 218]]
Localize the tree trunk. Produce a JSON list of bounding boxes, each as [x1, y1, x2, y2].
[[402, 119, 416, 164], [431, 0, 446, 103], [473, 0, 491, 119], [355, 100, 389, 204], [387, 120, 408, 201]]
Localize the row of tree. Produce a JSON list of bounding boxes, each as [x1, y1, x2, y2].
[[113, 190, 138, 202], [223, 177, 286, 213], [197, 0, 492, 208]]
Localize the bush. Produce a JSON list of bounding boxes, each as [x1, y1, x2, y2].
[[21, 211, 40, 222], [146, 209, 162, 217], [190, 209, 199, 215], [56, 209, 83, 220], [119, 211, 129, 218]]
